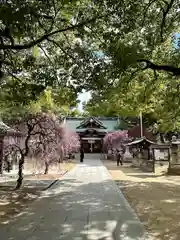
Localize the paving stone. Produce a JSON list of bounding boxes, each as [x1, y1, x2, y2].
[[0, 157, 153, 240]]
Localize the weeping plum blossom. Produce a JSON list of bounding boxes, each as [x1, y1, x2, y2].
[[60, 124, 80, 156], [103, 130, 129, 151], [4, 113, 64, 188], [4, 113, 80, 186]]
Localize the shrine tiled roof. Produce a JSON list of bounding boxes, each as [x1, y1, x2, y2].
[[65, 117, 119, 132], [76, 117, 106, 129], [65, 118, 82, 131]]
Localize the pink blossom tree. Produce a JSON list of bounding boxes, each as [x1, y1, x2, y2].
[[25, 113, 64, 175], [30, 124, 80, 173], [103, 130, 129, 152], [4, 113, 80, 188], [4, 113, 63, 189], [59, 124, 80, 157]]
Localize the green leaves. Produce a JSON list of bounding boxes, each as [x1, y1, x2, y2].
[[0, 0, 179, 130], [32, 46, 39, 58]]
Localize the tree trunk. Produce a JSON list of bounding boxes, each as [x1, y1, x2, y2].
[[0, 159, 2, 174], [58, 161, 61, 171], [44, 162, 49, 174], [16, 155, 25, 189], [59, 155, 63, 163], [7, 161, 11, 172], [0, 139, 4, 174]]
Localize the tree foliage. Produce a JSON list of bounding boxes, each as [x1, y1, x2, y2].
[[1, 0, 180, 132], [0, 0, 102, 93], [84, 32, 180, 132], [1, 0, 179, 86]]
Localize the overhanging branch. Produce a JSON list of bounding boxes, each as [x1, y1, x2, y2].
[[0, 17, 98, 50], [138, 59, 180, 75], [160, 0, 175, 41]]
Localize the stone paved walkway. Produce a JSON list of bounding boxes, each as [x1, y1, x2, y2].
[[1, 158, 153, 240]]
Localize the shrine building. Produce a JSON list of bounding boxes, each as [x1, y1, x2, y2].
[[64, 117, 120, 153]]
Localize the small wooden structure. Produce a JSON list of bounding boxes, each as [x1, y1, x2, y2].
[[126, 137, 154, 158], [126, 137, 154, 171], [0, 121, 23, 173], [125, 135, 180, 174], [150, 143, 171, 173]]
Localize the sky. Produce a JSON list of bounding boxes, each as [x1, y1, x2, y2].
[[175, 33, 180, 47], [78, 91, 91, 112], [77, 50, 104, 112]]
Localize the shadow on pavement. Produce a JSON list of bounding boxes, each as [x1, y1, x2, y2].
[[0, 177, 151, 240]]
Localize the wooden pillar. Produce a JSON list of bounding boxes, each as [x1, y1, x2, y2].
[[101, 138, 103, 153], [152, 148, 155, 173], [0, 136, 4, 174], [168, 147, 171, 172], [90, 142, 93, 153]]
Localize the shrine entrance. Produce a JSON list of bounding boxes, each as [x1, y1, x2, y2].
[[81, 138, 103, 153], [76, 117, 107, 153]]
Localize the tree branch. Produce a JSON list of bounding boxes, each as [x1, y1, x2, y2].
[[142, 0, 157, 26], [138, 59, 180, 75], [0, 17, 99, 50], [47, 37, 77, 62], [160, 0, 175, 41], [37, 44, 57, 78]]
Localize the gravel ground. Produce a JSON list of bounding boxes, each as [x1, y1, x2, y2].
[[104, 160, 180, 240]]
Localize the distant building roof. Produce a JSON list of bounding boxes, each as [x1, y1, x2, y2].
[[0, 121, 10, 130], [126, 137, 155, 146], [0, 120, 23, 137], [128, 125, 153, 140], [65, 117, 119, 132]]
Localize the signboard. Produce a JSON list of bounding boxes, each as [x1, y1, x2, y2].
[[88, 140, 95, 144], [82, 137, 101, 140]]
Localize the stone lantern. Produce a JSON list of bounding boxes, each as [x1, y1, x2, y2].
[[171, 136, 180, 164], [0, 121, 23, 174]]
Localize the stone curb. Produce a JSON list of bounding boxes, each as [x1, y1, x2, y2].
[[102, 162, 154, 240], [0, 170, 69, 190], [43, 170, 68, 191]]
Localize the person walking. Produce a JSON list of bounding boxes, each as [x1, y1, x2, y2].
[[116, 149, 123, 166], [80, 147, 84, 162]]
